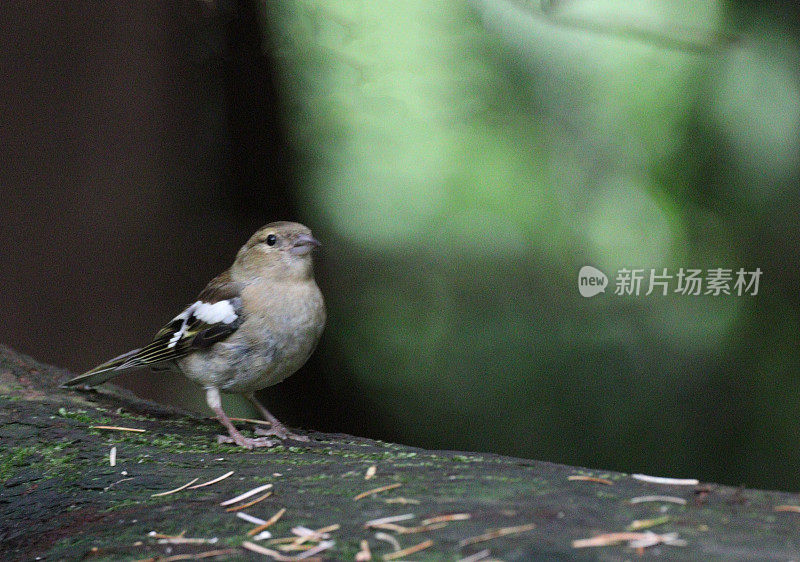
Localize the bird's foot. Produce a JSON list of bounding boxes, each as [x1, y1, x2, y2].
[[254, 424, 309, 442], [217, 433, 277, 449]]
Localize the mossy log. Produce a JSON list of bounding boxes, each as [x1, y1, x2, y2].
[[1, 344, 799, 561]]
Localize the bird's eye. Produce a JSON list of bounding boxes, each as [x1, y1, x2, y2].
[[266, 234, 277, 246]]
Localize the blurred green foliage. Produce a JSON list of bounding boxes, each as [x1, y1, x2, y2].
[[260, 1, 800, 489]]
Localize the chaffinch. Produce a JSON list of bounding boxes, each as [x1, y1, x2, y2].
[[63, 221, 326, 449]]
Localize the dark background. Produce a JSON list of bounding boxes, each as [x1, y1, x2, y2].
[[2, 1, 800, 490]]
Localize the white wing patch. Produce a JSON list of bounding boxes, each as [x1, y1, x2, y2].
[[195, 300, 238, 324], [166, 300, 238, 349]]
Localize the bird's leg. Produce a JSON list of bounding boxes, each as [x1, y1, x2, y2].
[[205, 388, 275, 449], [245, 393, 309, 442]]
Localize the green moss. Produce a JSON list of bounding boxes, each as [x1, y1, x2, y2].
[[110, 409, 160, 422], [315, 447, 421, 462], [301, 472, 335, 481], [97, 430, 225, 454], [452, 454, 484, 462], [101, 498, 146, 512], [0, 442, 81, 484], [148, 434, 214, 453], [56, 407, 112, 425], [481, 474, 522, 482], [333, 540, 363, 560], [0, 445, 37, 482], [44, 445, 78, 470], [0, 383, 25, 395]]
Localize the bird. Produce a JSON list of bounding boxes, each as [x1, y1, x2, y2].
[[63, 221, 326, 449]]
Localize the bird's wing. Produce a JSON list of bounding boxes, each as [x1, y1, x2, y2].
[[62, 271, 244, 387]]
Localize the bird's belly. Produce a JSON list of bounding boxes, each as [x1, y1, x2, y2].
[[179, 323, 320, 394]]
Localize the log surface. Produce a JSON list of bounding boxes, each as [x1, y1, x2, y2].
[[1, 345, 798, 561]]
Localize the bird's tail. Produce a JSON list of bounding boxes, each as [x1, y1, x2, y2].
[[61, 348, 142, 388]]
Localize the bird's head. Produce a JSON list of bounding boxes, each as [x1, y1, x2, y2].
[[233, 221, 321, 282]]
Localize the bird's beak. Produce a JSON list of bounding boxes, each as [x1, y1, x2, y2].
[[289, 233, 321, 255]]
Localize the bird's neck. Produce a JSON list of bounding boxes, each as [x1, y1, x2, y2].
[[231, 258, 314, 285]]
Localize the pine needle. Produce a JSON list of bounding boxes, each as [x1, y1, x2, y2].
[[567, 475, 613, 485], [631, 474, 699, 486], [382, 539, 433, 560], [384, 497, 420, 505], [248, 507, 287, 536], [458, 523, 536, 547], [364, 514, 416, 528], [188, 471, 234, 489], [420, 513, 471, 525], [457, 549, 491, 562], [355, 540, 372, 561], [241, 541, 294, 561], [236, 512, 268, 525], [220, 483, 273, 506], [354, 483, 402, 500], [91, 425, 146, 433], [374, 533, 400, 551], [151, 478, 199, 497], [135, 548, 236, 562], [225, 491, 272, 512], [629, 495, 687, 505]]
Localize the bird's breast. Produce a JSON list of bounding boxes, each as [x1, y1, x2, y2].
[[221, 279, 325, 391]]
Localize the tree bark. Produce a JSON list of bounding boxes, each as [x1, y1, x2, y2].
[[1, 344, 798, 561]]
